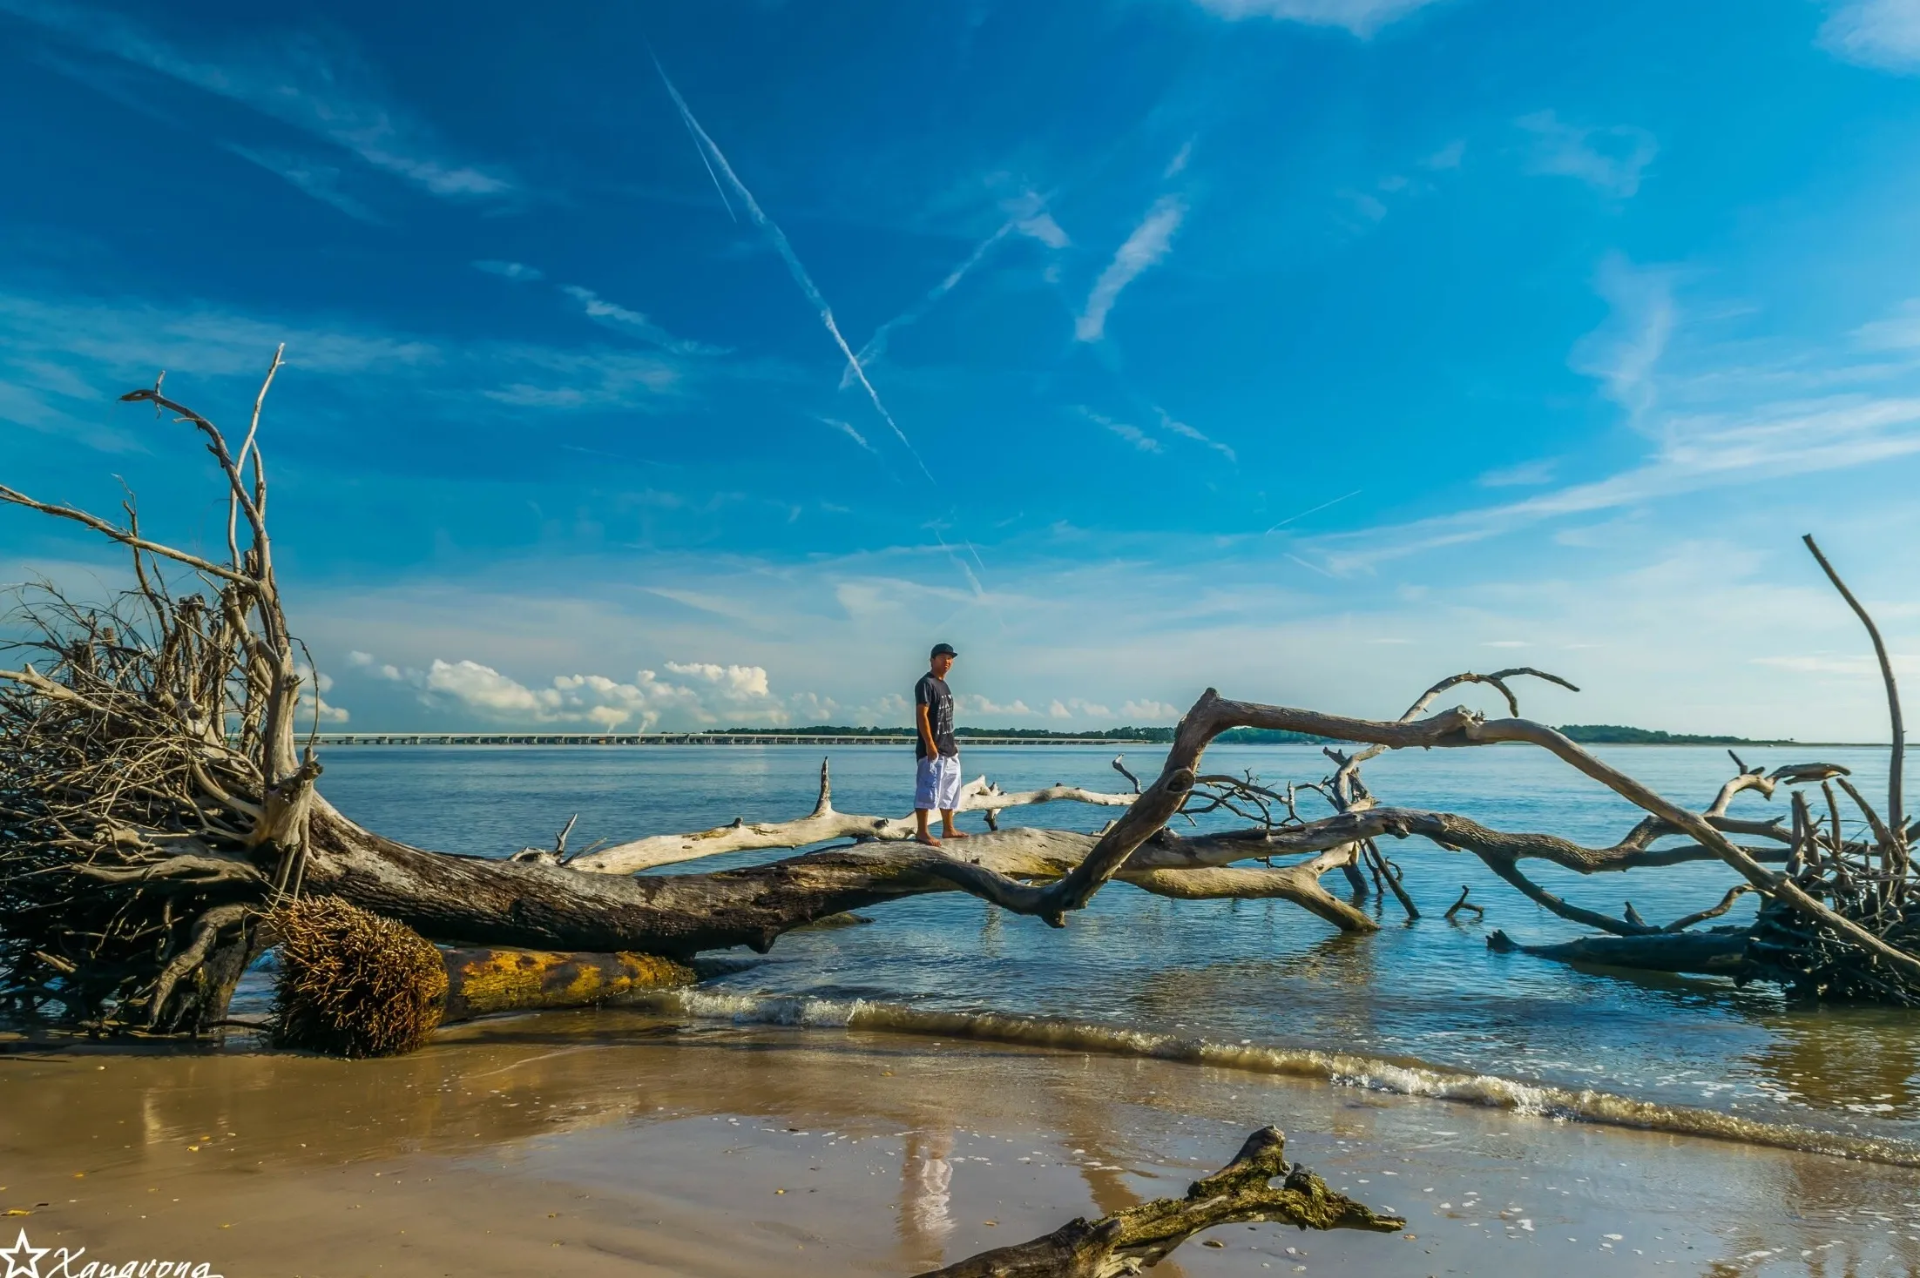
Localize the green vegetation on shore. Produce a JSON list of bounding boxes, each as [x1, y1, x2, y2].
[[1555, 724, 1797, 746]]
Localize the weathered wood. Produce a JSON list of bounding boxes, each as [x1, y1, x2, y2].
[[439, 946, 693, 1022], [565, 762, 1135, 874], [921, 1127, 1402, 1278], [1487, 928, 1752, 976]]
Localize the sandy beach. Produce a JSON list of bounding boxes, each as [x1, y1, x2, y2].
[[4, 1008, 1917, 1277]]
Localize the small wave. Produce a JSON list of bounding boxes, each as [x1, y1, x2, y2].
[[646, 990, 1920, 1168]]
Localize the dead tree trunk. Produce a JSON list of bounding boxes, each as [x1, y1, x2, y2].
[[1, 358, 1915, 1043]]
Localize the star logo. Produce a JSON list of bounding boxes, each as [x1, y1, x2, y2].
[[0, 1229, 45, 1278]]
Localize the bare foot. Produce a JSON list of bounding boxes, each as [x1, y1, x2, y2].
[[915, 832, 943, 847], [942, 829, 970, 840]]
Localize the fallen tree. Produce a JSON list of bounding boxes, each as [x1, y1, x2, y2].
[[0, 358, 1915, 1040]]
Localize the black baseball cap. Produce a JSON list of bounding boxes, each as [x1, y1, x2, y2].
[[930, 642, 958, 659]]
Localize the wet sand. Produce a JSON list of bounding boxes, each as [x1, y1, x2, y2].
[[3, 1009, 1918, 1277]]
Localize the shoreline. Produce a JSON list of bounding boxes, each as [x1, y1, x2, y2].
[[296, 736, 1889, 749], [5, 1012, 1917, 1276]]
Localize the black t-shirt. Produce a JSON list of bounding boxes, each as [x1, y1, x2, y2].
[[913, 673, 957, 759]]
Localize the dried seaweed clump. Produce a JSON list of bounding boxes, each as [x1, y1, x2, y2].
[[269, 896, 447, 1057]]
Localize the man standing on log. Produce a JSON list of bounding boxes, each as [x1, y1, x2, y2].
[[914, 643, 967, 846]]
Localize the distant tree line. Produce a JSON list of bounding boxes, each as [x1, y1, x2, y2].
[[707, 723, 1800, 746]]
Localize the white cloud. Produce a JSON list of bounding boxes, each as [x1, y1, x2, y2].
[[1477, 459, 1557, 487], [956, 693, 1034, 717], [1570, 253, 1674, 418], [3, 0, 515, 200], [1821, 0, 1920, 70], [426, 659, 544, 714], [1517, 110, 1658, 198], [852, 692, 911, 726], [1315, 394, 1920, 573], [474, 261, 545, 282], [1855, 299, 1920, 350], [1421, 139, 1466, 170], [663, 660, 773, 699], [349, 653, 803, 729], [1014, 211, 1070, 249], [1047, 698, 1114, 720], [820, 416, 876, 454], [560, 286, 727, 356], [1188, 0, 1447, 37], [1156, 407, 1238, 463], [1120, 699, 1182, 721], [1076, 195, 1186, 342], [0, 286, 693, 456], [1341, 189, 1388, 223], [223, 145, 382, 223], [1164, 140, 1194, 178], [1080, 407, 1162, 453], [293, 663, 349, 723]]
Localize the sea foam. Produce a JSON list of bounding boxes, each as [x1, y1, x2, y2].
[[645, 989, 1920, 1168]]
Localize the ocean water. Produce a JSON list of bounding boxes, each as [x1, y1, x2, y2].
[[310, 741, 1920, 1155]]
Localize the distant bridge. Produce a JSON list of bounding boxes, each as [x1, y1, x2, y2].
[[303, 732, 1152, 748]]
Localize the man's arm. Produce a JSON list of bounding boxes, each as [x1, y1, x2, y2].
[[917, 701, 938, 756]]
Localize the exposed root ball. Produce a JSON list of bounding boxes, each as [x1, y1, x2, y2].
[[269, 896, 447, 1057]]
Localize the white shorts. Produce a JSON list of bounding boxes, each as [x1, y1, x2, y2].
[[914, 754, 962, 811]]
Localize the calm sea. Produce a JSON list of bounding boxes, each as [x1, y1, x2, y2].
[[303, 741, 1919, 1154]]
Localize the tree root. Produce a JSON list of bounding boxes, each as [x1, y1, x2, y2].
[[268, 897, 695, 1057]]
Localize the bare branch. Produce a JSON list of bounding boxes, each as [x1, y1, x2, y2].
[[1803, 534, 1905, 851], [0, 485, 249, 584]]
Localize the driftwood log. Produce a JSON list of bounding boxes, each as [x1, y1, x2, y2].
[[0, 357, 1915, 1041], [921, 1127, 1402, 1277]]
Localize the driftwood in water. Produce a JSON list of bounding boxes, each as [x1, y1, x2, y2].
[[1486, 927, 1752, 976], [0, 358, 1916, 1045], [922, 1126, 1402, 1278]]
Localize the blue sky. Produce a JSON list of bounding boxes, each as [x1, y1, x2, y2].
[[3, 0, 1919, 739]]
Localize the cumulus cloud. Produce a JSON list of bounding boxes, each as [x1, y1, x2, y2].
[[1048, 698, 1114, 720], [1120, 699, 1183, 721], [1076, 195, 1186, 342], [1517, 110, 1658, 199], [1820, 0, 1920, 70], [851, 692, 911, 726], [353, 652, 805, 729], [294, 664, 349, 723], [956, 693, 1034, 717]]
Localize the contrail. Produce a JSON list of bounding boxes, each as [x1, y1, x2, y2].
[[677, 109, 737, 223], [1265, 489, 1362, 535], [844, 218, 1017, 387], [651, 52, 937, 488]]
